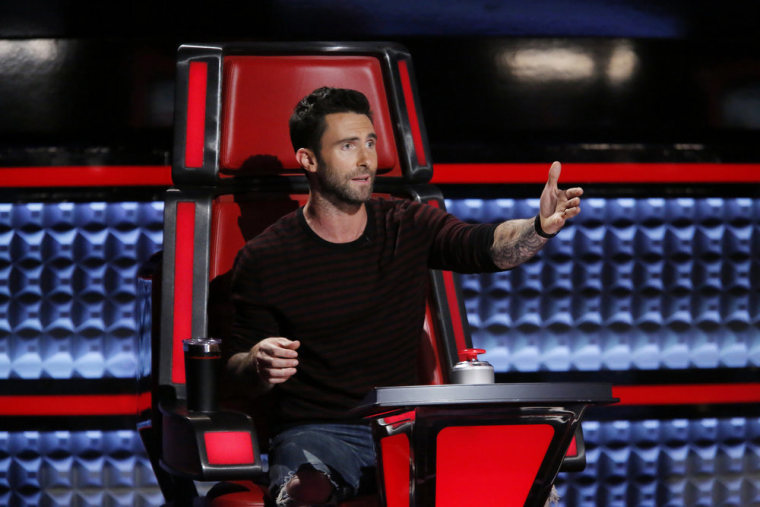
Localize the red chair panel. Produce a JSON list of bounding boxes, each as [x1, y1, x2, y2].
[[172, 201, 197, 384], [186, 61, 209, 169], [435, 424, 555, 507], [566, 435, 578, 457], [205, 431, 256, 465], [220, 56, 399, 176], [380, 433, 411, 507]]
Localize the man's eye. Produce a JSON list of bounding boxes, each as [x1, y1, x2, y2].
[[342, 143, 354, 150], [366, 140, 376, 149]]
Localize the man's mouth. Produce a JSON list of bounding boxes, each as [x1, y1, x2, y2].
[[351, 175, 371, 183]]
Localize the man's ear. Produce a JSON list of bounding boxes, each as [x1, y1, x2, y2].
[[296, 148, 318, 174]]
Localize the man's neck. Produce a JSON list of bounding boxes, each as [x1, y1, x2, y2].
[[303, 193, 368, 244]]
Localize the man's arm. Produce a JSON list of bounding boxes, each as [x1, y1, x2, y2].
[[490, 161, 583, 270], [225, 248, 301, 396]]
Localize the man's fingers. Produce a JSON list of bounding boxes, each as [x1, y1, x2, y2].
[[263, 356, 298, 369], [271, 338, 300, 355], [264, 367, 298, 383], [546, 161, 561, 188], [259, 346, 297, 359], [561, 206, 581, 219], [282, 339, 301, 350], [261, 338, 300, 358], [565, 186, 583, 198], [266, 367, 297, 379], [257, 354, 298, 383]]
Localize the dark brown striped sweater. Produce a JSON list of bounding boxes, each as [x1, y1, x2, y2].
[[227, 198, 499, 427]]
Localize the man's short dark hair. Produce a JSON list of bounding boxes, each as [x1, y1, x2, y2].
[[289, 87, 373, 157]]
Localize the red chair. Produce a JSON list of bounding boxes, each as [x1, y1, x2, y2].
[[137, 42, 608, 507]]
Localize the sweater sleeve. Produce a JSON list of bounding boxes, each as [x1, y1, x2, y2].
[[405, 201, 502, 273], [225, 244, 282, 361]]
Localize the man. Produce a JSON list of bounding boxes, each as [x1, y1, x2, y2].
[[225, 87, 582, 506]]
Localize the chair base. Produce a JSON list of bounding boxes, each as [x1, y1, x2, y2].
[[207, 481, 266, 507], [206, 481, 381, 507]]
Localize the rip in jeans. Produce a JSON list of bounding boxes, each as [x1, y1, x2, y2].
[[274, 463, 341, 507]]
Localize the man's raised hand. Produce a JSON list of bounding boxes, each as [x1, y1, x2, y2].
[[538, 161, 583, 236]]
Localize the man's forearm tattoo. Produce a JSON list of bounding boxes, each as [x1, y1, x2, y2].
[[490, 219, 547, 269]]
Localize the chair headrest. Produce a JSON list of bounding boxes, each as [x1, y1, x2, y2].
[[219, 55, 400, 177]]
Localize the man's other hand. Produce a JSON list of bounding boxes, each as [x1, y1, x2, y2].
[[250, 337, 300, 385]]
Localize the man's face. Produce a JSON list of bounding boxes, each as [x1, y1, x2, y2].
[[314, 112, 378, 205]]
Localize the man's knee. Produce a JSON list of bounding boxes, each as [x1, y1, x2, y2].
[[278, 466, 335, 506]]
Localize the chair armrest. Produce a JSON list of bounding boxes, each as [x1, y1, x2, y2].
[[159, 399, 264, 480]]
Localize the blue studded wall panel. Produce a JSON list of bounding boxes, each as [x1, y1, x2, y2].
[[557, 417, 760, 506], [0, 202, 164, 379], [446, 197, 760, 372], [5, 198, 756, 378], [0, 430, 162, 506]]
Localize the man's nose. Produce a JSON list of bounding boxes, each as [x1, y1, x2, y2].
[[357, 145, 375, 168], [357, 147, 370, 167]]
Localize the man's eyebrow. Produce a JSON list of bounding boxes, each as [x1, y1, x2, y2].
[[334, 133, 377, 144], [333, 136, 360, 145]]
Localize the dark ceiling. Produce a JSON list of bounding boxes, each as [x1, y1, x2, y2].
[[1, 1, 759, 165], [2, 1, 758, 39]]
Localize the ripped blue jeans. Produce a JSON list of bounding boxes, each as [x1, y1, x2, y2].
[[268, 423, 377, 505]]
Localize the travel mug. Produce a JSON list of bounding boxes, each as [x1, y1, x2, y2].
[[183, 337, 222, 412]]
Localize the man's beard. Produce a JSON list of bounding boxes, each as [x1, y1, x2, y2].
[[317, 165, 375, 205]]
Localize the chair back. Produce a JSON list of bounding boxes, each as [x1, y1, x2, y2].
[[159, 41, 470, 404]]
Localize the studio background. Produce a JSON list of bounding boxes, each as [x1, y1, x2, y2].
[[1, 2, 759, 505]]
